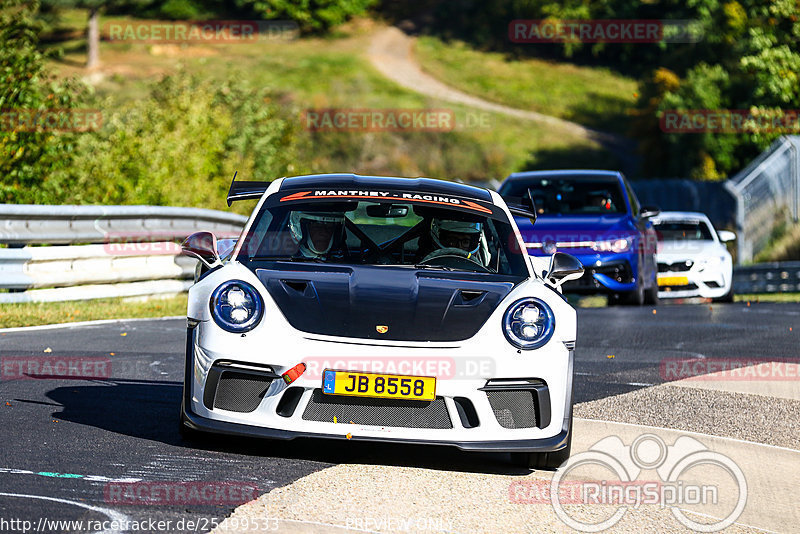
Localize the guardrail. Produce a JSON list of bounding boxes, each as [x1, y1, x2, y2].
[[0, 205, 247, 303], [733, 262, 800, 294]]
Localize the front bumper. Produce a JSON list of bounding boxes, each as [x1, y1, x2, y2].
[[657, 263, 731, 299], [182, 327, 574, 453]]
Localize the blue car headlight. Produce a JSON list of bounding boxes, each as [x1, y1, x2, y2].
[[503, 298, 555, 350], [210, 280, 263, 333], [592, 237, 632, 253]]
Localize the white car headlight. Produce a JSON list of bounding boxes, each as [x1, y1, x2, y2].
[[210, 280, 264, 333], [503, 298, 555, 350], [592, 237, 631, 253]]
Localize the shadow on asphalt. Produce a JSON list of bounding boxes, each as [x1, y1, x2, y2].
[[45, 380, 534, 476]]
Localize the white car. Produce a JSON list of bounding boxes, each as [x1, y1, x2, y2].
[[180, 173, 583, 469], [652, 211, 735, 301]]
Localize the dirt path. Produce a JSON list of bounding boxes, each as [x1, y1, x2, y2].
[[367, 27, 638, 173]]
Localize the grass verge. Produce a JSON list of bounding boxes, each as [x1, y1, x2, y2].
[[0, 294, 187, 329], [735, 293, 800, 303], [414, 36, 638, 135]]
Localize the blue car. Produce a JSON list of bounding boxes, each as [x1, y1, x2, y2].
[[498, 170, 660, 305]]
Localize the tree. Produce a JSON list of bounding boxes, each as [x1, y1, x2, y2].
[[235, 0, 376, 33], [0, 0, 86, 203], [40, 0, 149, 69]]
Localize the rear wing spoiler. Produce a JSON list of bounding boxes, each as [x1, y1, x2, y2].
[[502, 192, 537, 223], [226, 173, 271, 206]]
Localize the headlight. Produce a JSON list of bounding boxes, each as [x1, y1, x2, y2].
[[210, 280, 263, 333], [592, 238, 631, 253], [503, 298, 555, 350]]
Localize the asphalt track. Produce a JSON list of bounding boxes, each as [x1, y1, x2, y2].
[[0, 302, 797, 533]]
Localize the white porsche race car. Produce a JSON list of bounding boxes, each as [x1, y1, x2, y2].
[[180, 174, 583, 469], [652, 211, 736, 301]]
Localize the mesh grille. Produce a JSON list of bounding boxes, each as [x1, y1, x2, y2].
[[213, 371, 272, 413], [658, 261, 693, 272], [486, 390, 537, 429], [302, 389, 452, 429]]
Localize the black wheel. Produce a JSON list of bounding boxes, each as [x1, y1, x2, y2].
[[512, 409, 573, 470], [713, 284, 734, 303], [644, 278, 659, 305], [613, 277, 645, 306]]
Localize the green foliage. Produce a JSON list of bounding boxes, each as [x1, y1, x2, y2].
[[156, 0, 203, 20], [51, 73, 306, 213], [382, 0, 800, 179], [235, 0, 376, 33], [0, 0, 86, 204]]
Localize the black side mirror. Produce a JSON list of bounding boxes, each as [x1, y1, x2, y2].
[[182, 231, 222, 268], [641, 205, 660, 218], [547, 252, 584, 289]]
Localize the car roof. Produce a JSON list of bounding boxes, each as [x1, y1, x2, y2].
[[279, 173, 493, 202], [652, 211, 712, 222], [503, 169, 623, 183]]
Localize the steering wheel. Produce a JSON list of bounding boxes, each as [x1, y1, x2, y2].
[[419, 247, 491, 273]]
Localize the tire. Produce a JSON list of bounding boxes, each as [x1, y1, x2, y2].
[[614, 277, 645, 306], [512, 408, 573, 470], [644, 279, 659, 305], [713, 284, 734, 303]]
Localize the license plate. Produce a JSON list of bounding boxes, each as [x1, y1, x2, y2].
[[322, 370, 436, 401], [658, 275, 689, 286]]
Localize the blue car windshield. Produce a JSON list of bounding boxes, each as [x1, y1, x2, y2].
[[500, 177, 627, 216], [236, 199, 529, 277]]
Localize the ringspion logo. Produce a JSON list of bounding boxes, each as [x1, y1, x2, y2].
[[512, 433, 747, 532]]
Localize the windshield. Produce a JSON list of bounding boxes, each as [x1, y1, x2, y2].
[[654, 220, 714, 241], [237, 197, 529, 276], [500, 176, 627, 215]]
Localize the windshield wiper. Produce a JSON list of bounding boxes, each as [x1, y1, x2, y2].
[[254, 256, 325, 263], [414, 264, 459, 272]]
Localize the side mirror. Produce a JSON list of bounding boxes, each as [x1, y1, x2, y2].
[[182, 231, 222, 269], [640, 205, 660, 218], [546, 252, 584, 289], [717, 230, 736, 242]]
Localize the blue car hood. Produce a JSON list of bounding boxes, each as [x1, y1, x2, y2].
[[516, 215, 634, 242]]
